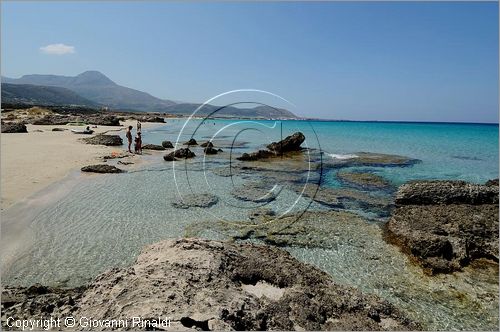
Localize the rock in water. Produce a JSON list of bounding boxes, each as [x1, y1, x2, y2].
[[1, 122, 27, 133], [337, 171, 391, 189], [200, 141, 214, 148], [394, 180, 498, 205], [204, 146, 219, 155], [162, 140, 174, 148], [183, 138, 198, 146], [172, 193, 218, 208], [81, 134, 123, 146], [165, 148, 195, 159], [237, 150, 275, 161], [141, 144, 166, 150], [386, 180, 499, 274], [163, 155, 177, 161], [267, 132, 305, 153], [0, 239, 420, 331], [81, 164, 124, 173]]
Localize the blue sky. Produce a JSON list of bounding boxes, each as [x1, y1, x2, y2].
[[1, 1, 498, 123]]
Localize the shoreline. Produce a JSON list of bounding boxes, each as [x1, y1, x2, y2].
[[0, 120, 162, 210]]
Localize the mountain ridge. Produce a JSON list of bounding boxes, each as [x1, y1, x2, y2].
[[1, 71, 298, 119]]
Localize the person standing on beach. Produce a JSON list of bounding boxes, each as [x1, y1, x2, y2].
[[137, 120, 142, 133], [126, 125, 133, 153]]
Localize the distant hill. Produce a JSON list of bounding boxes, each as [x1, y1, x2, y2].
[[164, 103, 297, 119], [1, 83, 99, 107], [1, 71, 176, 112], [1, 71, 298, 118]]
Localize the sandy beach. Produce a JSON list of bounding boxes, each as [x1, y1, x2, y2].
[[0, 120, 157, 210]]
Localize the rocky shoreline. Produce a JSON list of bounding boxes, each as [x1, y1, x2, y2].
[[1, 238, 420, 331], [386, 180, 499, 274]]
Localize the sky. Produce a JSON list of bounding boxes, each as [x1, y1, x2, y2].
[[1, 1, 498, 123]]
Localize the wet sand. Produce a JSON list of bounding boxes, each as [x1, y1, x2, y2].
[[0, 120, 157, 209]]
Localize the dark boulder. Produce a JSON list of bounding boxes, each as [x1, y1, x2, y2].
[[140, 116, 165, 123], [237, 150, 275, 161], [163, 155, 177, 161], [81, 135, 123, 146], [1, 122, 27, 133], [165, 148, 195, 159], [267, 132, 305, 153], [485, 178, 499, 187], [162, 140, 174, 149], [172, 193, 218, 209], [386, 180, 499, 274], [200, 141, 214, 148], [142, 144, 166, 151], [204, 146, 218, 155], [85, 115, 120, 126], [183, 138, 198, 146], [81, 164, 124, 173], [52, 128, 67, 132]]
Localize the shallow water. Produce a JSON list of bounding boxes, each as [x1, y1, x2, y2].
[[1, 118, 498, 330]]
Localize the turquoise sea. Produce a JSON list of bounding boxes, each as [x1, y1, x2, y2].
[[2, 119, 498, 330]]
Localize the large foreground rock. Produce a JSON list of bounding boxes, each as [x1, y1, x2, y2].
[[386, 180, 499, 274], [1, 239, 420, 330], [81, 134, 123, 146], [1, 122, 27, 133]]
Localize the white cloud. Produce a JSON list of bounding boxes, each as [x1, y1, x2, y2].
[[40, 43, 75, 55]]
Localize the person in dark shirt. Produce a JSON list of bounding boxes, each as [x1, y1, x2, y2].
[[126, 125, 133, 153]]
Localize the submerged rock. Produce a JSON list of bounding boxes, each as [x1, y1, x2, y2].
[[231, 181, 278, 203], [1, 239, 420, 331], [172, 193, 218, 209], [165, 148, 195, 159], [141, 144, 166, 151], [81, 164, 124, 174], [386, 180, 499, 274], [327, 152, 420, 168], [162, 140, 174, 148], [81, 134, 123, 146], [1, 122, 27, 133], [337, 171, 391, 190], [267, 132, 305, 153]]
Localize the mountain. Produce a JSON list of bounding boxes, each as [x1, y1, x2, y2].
[[1, 71, 176, 112], [164, 103, 297, 119], [1, 71, 298, 118], [1, 83, 99, 107]]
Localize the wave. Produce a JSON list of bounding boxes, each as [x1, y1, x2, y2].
[[327, 153, 358, 160]]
